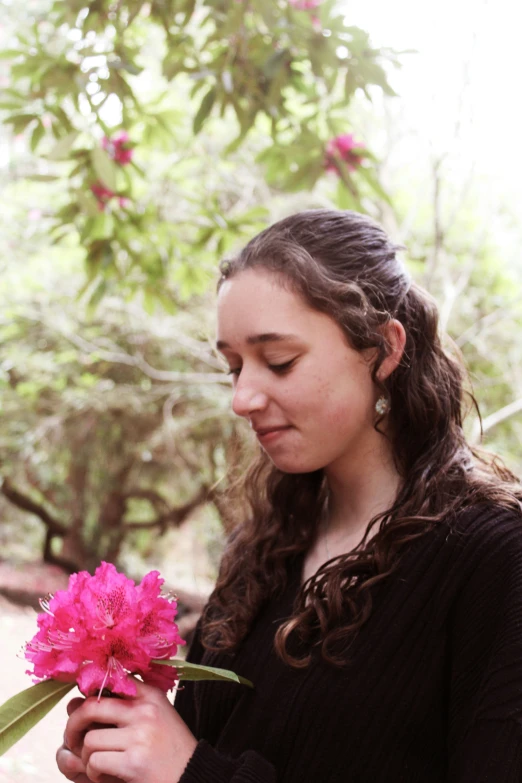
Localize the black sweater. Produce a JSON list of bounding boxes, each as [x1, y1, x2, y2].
[[175, 506, 522, 782]]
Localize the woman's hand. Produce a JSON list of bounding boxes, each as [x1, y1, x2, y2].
[[57, 680, 198, 783], [56, 697, 118, 782]]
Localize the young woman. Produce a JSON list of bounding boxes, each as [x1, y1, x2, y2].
[[57, 209, 522, 783]]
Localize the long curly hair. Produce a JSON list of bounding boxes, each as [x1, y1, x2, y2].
[[200, 209, 522, 667]]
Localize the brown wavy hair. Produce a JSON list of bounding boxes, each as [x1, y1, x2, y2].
[[201, 208, 522, 667]]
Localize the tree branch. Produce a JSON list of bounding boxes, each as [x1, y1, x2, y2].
[[455, 307, 513, 349], [424, 157, 445, 292], [471, 397, 522, 444], [24, 312, 229, 385], [42, 529, 80, 574], [125, 486, 209, 531], [123, 489, 171, 514], [0, 477, 67, 536], [23, 460, 59, 508]]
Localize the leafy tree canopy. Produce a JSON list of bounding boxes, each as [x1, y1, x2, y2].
[[1, 0, 401, 304]]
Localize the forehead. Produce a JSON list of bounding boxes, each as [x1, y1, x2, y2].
[[216, 269, 310, 336], [216, 268, 347, 353]]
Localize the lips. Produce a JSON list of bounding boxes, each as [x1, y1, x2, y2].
[[254, 425, 290, 436], [254, 425, 293, 446]]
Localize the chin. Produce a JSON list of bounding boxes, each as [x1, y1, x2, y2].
[[266, 456, 326, 475]]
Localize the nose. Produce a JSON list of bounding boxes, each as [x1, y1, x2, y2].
[[231, 371, 269, 419]]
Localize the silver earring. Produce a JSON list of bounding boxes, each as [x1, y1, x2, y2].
[[375, 396, 390, 416]]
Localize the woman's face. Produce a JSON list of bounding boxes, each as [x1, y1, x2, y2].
[[216, 268, 382, 475]]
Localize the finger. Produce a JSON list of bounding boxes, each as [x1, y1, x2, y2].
[[65, 721, 109, 759], [129, 676, 170, 704], [56, 744, 90, 781], [81, 727, 130, 767], [66, 698, 133, 756], [67, 696, 86, 716], [86, 751, 128, 783], [127, 676, 156, 699]]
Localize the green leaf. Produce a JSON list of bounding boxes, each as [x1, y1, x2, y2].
[[4, 113, 37, 134], [356, 165, 392, 205], [231, 205, 269, 226], [152, 659, 253, 688], [27, 174, 59, 182], [90, 147, 119, 192], [87, 212, 115, 240], [76, 190, 101, 217], [193, 87, 216, 135], [262, 49, 290, 79], [86, 276, 109, 312], [30, 120, 45, 153], [335, 178, 359, 210], [50, 106, 74, 134], [162, 55, 185, 81], [0, 49, 24, 60], [0, 101, 24, 110], [0, 680, 75, 756], [357, 58, 397, 97], [48, 131, 80, 161], [182, 0, 197, 23]]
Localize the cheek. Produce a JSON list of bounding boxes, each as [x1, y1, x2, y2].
[[314, 379, 372, 427], [278, 369, 325, 409]]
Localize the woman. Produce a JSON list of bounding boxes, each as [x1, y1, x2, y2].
[[57, 209, 522, 783]]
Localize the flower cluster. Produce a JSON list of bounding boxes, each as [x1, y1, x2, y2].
[[289, 0, 321, 8], [25, 562, 185, 698], [324, 133, 365, 175], [90, 182, 121, 209], [91, 131, 133, 210], [102, 131, 133, 166]]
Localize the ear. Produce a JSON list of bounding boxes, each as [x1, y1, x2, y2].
[[376, 319, 406, 381]]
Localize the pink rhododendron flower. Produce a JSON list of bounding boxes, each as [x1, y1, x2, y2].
[[289, 0, 321, 9], [25, 562, 185, 698], [324, 133, 365, 174], [90, 182, 129, 211], [102, 131, 133, 165], [90, 181, 115, 209]]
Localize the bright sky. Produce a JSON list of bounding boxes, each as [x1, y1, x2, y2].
[[349, 0, 521, 196]]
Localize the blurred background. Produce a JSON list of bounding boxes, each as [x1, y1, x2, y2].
[[0, 0, 521, 778]]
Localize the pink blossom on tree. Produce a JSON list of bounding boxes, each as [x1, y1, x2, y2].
[[102, 131, 133, 165], [324, 133, 365, 175], [90, 181, 116, 210], [25, 562, 185, 698], [289, 0, 321, 9], [90, 183, 129, 211]]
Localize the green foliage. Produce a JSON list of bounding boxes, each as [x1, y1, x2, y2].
[[154, 660, 253, 687], [388, 173, 522, 474], [0, 660, 249, 756], [0, 253, 239, 570], [3, 0, 519, 580], [0, 680, 75, 757], [0, 0, 401, 303]]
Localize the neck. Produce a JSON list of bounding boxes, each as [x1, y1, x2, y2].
[[324, 440, 401, 542]]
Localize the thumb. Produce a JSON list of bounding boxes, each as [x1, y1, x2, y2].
[[67, 697, 85, 716]]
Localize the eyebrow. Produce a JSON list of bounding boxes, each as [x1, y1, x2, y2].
[[216, 332, 302, 351]]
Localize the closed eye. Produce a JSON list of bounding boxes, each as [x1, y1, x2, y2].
[[268, 359, 295, 374], [226, 359, 296, 377]]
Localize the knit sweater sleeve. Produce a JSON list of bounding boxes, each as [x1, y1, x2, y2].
[[173, 621, 205, 737], [175, 624, 277, 783], [448, 512, 522, 782], [178, 740, 277, 783]]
